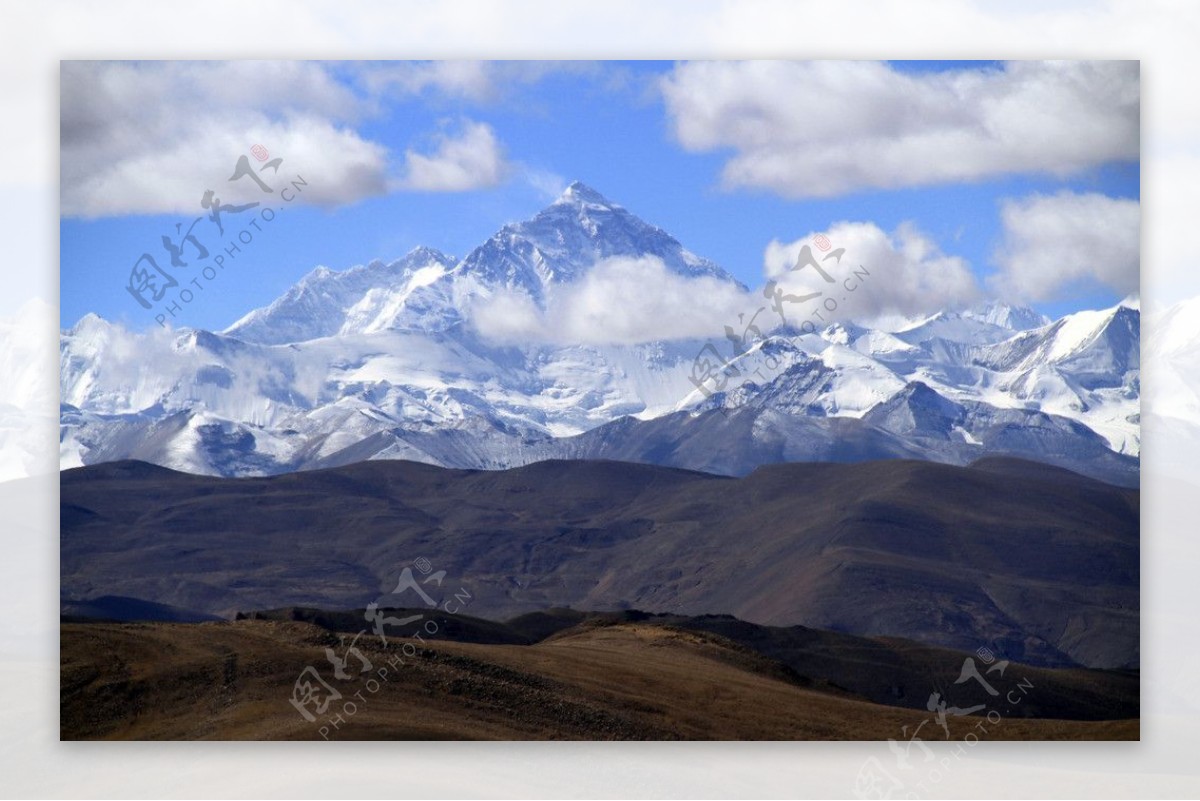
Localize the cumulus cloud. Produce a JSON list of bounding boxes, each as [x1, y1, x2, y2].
[[60, 62, 570, 216], [660, 60, 1139, 198], [470, 221, 983, 346], [469, 256, 752, 345], [61, 61, 391, 217], [360, 61, 603, 104], [764, 222, 981, 323], [361, 61, 500, 102], [397, 120, 510, 192], [989, 191, 1140, 302]]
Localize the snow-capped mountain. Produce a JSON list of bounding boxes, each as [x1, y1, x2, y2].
[[892, 305, 1044, 347], [963, 301, 1051, 332], [59, 182, 1141, 485], [222, 247, 459, 345], [223, 181, 735, 346]]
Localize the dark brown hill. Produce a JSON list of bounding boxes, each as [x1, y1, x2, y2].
[[61, 456, 1138, 668]]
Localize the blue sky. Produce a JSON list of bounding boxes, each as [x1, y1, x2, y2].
[[60, 60, 1140, 331]]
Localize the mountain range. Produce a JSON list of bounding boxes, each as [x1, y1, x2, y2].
[[61, 456, 1139, 669], [59, 182, 1140, 485]]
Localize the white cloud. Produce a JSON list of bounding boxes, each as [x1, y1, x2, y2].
[[471, 222, 984, 345], [362, 61, 499, 101], [360, 61, 606, 103], [521, 167, 569, 201], [61, 61, 393, 217], [397, 120, 510, 192], [764, 222, 981, 323], [60, 61, 624, 216], [989, 191, 1140, 303], [469, 255, 752, 345], [660, 60, 1139, 198]]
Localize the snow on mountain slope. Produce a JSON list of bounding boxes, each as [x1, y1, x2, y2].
[[979, 304, 1138, 378], [668, 301, 1140, 456], [224, 182, 740, 348], [60, 312, 725, 474], [457, 182, 735, 294], [891, 302, 1048, 346], [59, 183, 1141, 479], [821, 321, 919, 358], [222, 247, 457, 345], [970, 302, 1140, 454], [962, 301, 1050, 331], [893, 311, 1015, 346]]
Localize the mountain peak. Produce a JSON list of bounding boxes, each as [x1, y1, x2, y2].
[[452, 180, 735, 292], [67, 311, 106, 335], [863, 381, 964, 436], [554, 181, 619, 208], [962, 301, 1050, 332], [403, 245, 455, 266]]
